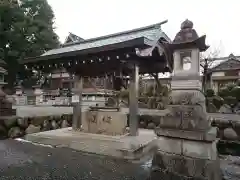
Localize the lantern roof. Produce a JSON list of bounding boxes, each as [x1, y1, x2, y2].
[[168, 19, 209, 52]]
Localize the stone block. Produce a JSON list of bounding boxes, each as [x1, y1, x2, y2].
[[170, 90, 205, 106], [82, 110, 127, 135], [159, 115, 181, 129], [155, 127, 216, 142], [161, 104, 211, 131], [181, 117, 210, 131], [161, 152, 186, 174], [159, 107, 181, 129], [182, 140, 217, 160], [184, 156, 206, 178], [179, 105, 210, 131], [155, 136, 182, 154], [150, 169, 192, 180], [25, 124, 41, 134], [171, 80, 202, 91], [151, 151, 220, 180], [151, 152, 166, 170], [203, 158, 221, 180]]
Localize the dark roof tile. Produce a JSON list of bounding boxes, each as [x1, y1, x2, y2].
[[209, 54, 240, 72]]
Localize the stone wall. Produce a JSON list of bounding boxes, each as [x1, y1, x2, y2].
[[138, 114, 240, 141], [0, 114, 73, 139], [2, 110, 239, 145], [212, 118, 240, 141]]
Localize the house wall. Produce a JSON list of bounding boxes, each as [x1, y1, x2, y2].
[[210, 70, 240, 93], [212, 72, 225, 77]]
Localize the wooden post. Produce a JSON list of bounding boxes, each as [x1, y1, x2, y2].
[[72, 76, 83, 130], [129, 63, 139, 136]]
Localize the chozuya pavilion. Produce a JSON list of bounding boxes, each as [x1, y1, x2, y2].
[[20, 20, 173, 158]]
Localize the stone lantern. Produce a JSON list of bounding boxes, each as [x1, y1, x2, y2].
[[171, 19, 209, 90], [151, 20, 220, 180], [0, 59, 7, 97], [0, 59, 16, 116]]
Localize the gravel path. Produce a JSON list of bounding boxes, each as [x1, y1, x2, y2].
[[1, 139, 240, 180], [0, 140, 151, 180]]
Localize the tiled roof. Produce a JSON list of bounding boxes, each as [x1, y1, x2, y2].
[[208, 54, 240, 72], [63, 32, 84, 45], [41, 21, 170, 57]]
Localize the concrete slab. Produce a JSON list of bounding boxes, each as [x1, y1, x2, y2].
[[25, 128, 157, 161]]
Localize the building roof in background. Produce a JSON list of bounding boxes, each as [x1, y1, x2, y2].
[[208, 53, 240, 72]]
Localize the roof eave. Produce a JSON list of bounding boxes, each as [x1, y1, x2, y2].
[[167, 35, 209, 52], [208, 67, 240, 73]]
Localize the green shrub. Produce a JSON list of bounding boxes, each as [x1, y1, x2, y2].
[[231, 86, 240, 101], [218, 87, 230, 97], [205, 89, 215, 97], [224, 96, 237, 107], [212, 96, 224, 109]]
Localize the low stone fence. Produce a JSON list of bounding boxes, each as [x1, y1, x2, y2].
[[1, 106, 240, 143], [212, 118, 240, 141], [138, 113, 240, 141], [0, 114, 73, 139]]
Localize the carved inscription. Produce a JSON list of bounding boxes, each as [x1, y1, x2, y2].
[[181, 108, 193, 121], [102, 116, 112, 124], [89, 114, 97, 123], [83, 110, 127, 135]]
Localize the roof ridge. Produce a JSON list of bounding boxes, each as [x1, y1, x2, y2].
[[62, 20, 168, 48], [211, 55, 240, 61]]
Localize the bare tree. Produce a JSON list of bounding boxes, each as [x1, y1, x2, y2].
[[200, 43, 223, 92]]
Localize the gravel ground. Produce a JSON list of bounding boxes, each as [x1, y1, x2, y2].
[[1, 139, 240, 180], [0, 140, 151, 180]]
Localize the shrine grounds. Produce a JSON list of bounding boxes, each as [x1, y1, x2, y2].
[[4, 100, 239, 178], [0, 105, 234, 179]]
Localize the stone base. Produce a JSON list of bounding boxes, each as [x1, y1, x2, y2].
[[150, 151, 220, 180], [24, 128, 157, 161], [150, 136, 221, 180], [171, 79, 202, 90]]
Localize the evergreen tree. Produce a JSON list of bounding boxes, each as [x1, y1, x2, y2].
[[0, 0, 26, 89], [20, 0, 59, 56], [0, 0, 60, 90]]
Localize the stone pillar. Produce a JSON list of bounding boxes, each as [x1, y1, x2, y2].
[[206, 73, 213, 90], [34, 86, 43, 105], [173, 51, 181, 74], [129, 63, 139, 136], [150, 19, 220, 180], [72, 76, 83, 130]]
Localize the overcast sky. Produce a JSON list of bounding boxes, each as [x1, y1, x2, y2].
[[48, 0, 239, 57]]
